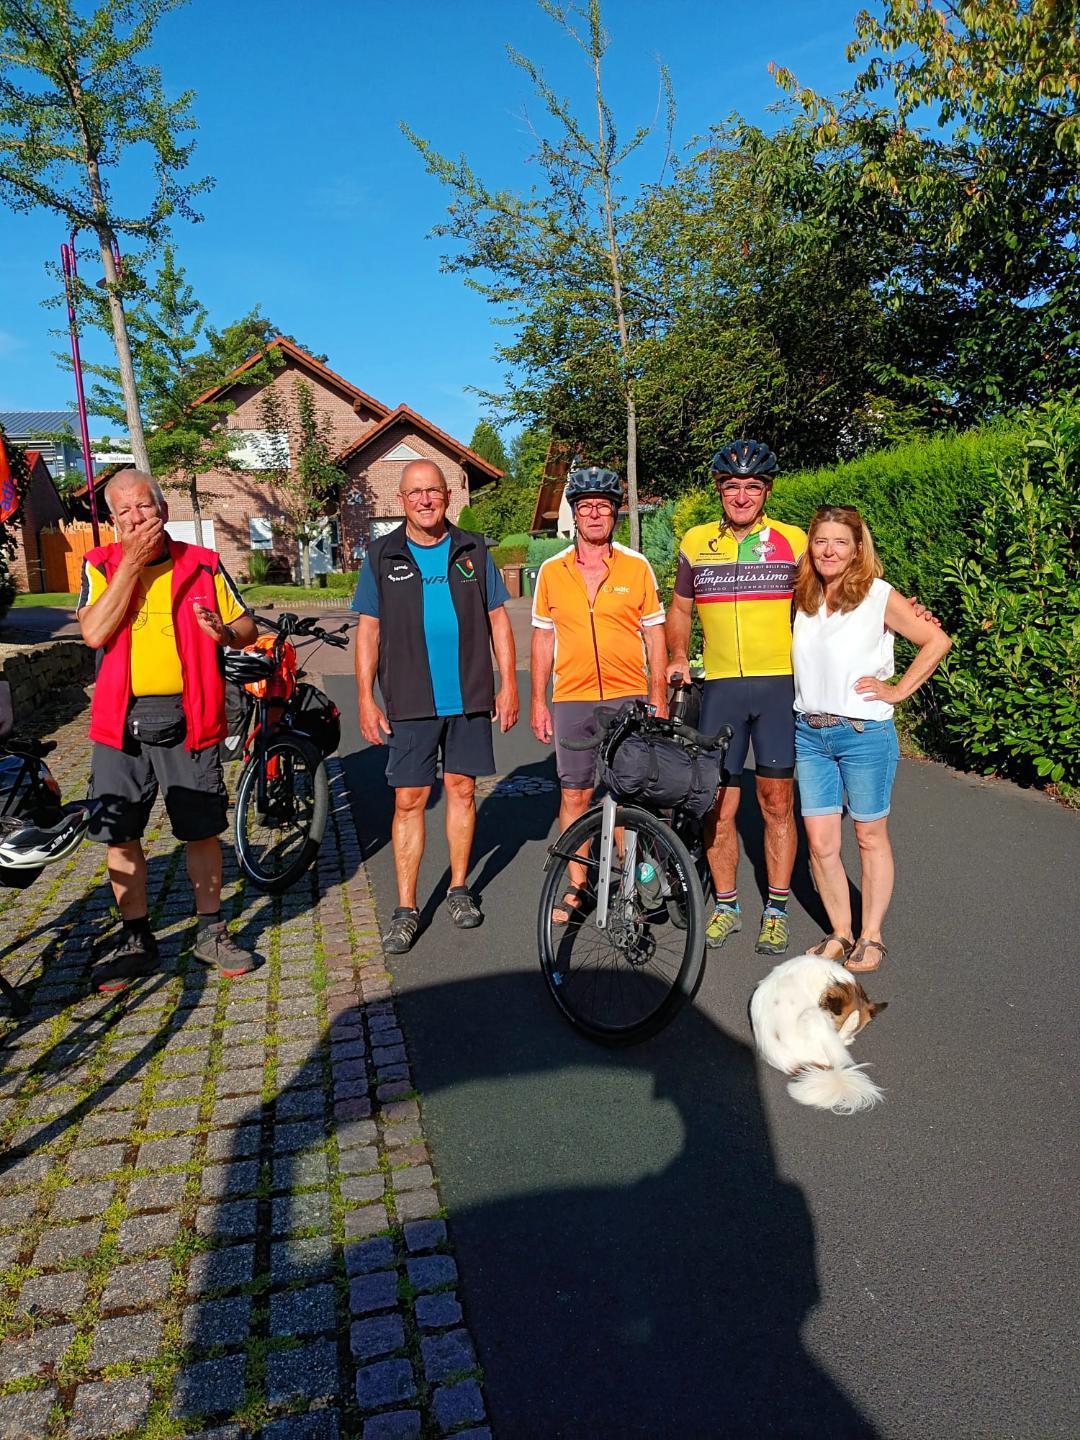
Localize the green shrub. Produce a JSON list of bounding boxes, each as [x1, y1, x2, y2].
[[457, 504, 479, 532], [247, 550, 272, 584], [671, 423, 1024, 630], [641, 501, 676, 590], [527, 536, 573, 565], [941, 400, 1080, 787], [490, 544, 528, 568], [498, 531, 533, 550]]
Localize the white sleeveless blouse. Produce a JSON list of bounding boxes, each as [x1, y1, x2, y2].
[[792, 578, 895, 721]]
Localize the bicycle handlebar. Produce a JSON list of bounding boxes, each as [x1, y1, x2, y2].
[[255, 611, 352, 648]]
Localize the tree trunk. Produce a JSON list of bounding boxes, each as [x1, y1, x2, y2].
[[95, 228, 151, 475], [624, 382, 641, 552], [591, 27, 641, 550], [300, 538, 311, 588], [189, 473, 204, 548]]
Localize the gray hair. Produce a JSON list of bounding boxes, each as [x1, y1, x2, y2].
[[103, 469, 166, 515], [399, 458, 447, 494]]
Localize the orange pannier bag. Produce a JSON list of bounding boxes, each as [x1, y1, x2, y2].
[[241, 634, 298, 701]]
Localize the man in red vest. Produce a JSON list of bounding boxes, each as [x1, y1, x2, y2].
[[77, 470, 259, 991]]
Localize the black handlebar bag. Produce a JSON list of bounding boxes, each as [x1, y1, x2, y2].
[[599, 733, 723, 820]]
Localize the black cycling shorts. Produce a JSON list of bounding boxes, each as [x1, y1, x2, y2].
[[699, 676, 796, 779]]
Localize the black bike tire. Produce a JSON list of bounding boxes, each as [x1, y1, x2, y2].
[[537, 804, 706, 1046], [234, 733, 328, 893]]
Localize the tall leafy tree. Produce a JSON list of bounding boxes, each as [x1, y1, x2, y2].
[[82, 247, 280, 546], [257, 378, 343, 587], [769, 0, 1080, 418], [468, 420, 510, 474], [0, 0, 210, 472], [406, 0, 673, 548]]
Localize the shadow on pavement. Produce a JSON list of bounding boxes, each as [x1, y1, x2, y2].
[[392, 969, 877, 1439]]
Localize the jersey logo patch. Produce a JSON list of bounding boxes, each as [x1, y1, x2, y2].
[[455, 558, 477, 579]]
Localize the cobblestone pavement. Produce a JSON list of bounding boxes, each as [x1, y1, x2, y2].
[[0, 690, 490, 1440]]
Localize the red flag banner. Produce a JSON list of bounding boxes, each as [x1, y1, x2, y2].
[[0, 436, 19, 522]]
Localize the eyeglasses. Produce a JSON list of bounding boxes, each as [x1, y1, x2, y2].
[[574, 502, 616, 516], [402, 487, 447, 503], [718, 482, 767, 498]]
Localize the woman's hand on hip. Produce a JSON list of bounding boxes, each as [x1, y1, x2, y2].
[[853, 676, 895, 703]]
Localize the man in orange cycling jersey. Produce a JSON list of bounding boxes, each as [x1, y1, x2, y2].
[[531, 466, 668, 921], [666, 440, 804, 955]]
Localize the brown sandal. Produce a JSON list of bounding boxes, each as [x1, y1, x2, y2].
[[808, 933, 854, 961], [552, 884, 592, 926], [846, 938, 888, 973]]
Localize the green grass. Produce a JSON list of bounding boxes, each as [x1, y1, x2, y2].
[[240, 572, 357, 605], [10, 591, 77, 608]]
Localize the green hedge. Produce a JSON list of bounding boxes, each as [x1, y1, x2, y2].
[[527, 536, 572, 566], [673, 423, 1024, 629], [940, 401, 1079, 787], [490, 544, 528, 568]]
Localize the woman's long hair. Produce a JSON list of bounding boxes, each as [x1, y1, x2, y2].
[[793, 505, 883, 615]]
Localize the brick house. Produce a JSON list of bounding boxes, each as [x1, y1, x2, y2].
[[70, 337, 502, 582], [10, 450, 68, 594]]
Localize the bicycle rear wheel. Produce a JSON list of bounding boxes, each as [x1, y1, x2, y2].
[[234, 734, 328, 892], [537, 804, 706, 1045]]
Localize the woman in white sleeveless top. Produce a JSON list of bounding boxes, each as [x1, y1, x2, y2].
[[792, 506, 952, 972]]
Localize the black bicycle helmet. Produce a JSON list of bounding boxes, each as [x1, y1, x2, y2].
[[709, 439, 778, 480], [565, 465, 622, 506], [224, 649, 275, 684]]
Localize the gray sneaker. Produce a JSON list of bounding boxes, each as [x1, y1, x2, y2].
[[193, 922, 256, 977]]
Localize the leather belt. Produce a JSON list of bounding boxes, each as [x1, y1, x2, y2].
[[800, 712, 865, 733]]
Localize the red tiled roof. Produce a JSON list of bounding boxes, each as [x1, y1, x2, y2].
[[336, 404, 504, 479], [189, 336, 391, 418]]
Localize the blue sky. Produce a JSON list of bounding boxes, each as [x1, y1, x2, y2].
[[0, 0, 863, 445]]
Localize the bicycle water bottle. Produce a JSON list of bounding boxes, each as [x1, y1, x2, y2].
[[636, 859, 663, 907]]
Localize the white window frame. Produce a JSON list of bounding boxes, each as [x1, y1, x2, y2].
[[248, 517, 274, 550], [229, 429, 290, 471]]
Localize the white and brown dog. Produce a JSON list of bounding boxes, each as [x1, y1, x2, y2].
[[750, 953, 888, 1114]]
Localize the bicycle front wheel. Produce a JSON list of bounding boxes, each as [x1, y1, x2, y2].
[[537, 804, 706, 1046], [234, 734, 328, 892]]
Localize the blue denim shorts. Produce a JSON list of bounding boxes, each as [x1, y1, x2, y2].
[[794, 716, 900, 822]]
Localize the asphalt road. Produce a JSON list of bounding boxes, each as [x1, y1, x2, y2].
[[327, 654, 1078, 1440]]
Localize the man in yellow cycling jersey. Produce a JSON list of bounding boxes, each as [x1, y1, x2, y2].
[[666, 440, 804, 955], [531, 466, 668, 922]]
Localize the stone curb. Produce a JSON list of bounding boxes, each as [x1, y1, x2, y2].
[[0, 700, 491, 1438]]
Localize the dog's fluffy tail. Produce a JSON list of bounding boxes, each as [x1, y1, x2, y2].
[[787, 1063, 884, 1115]]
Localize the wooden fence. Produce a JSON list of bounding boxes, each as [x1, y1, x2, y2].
[[39, 521, 117, 593]]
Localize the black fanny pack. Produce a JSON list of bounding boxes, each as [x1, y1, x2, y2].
[[126, 695, 187, 746]]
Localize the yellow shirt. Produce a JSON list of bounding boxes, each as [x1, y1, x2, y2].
[[674, 516, 807, 678], [80, 558, 247, 696], [531, 542, 665, 702]]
